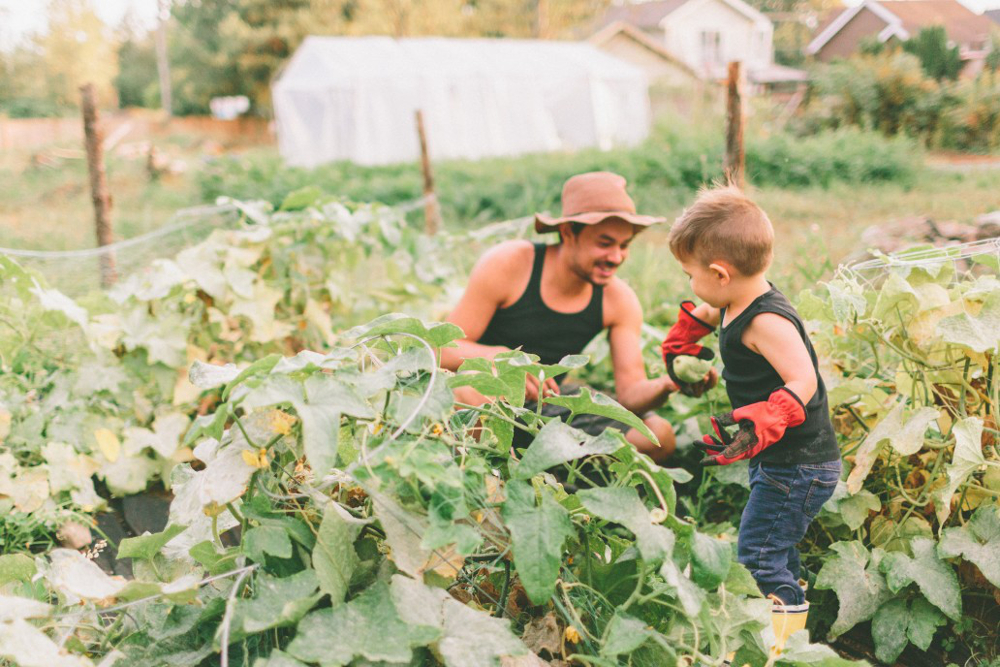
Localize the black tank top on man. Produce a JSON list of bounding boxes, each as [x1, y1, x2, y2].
[[477, 243, 604, 369], [719, 285, 840, 465]]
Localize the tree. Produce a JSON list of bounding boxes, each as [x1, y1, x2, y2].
[[37, 0, 119, 107], [903, 25, 962, 81], [113, 11, 159, 108]]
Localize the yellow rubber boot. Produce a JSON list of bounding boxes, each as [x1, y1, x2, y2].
[[770, 600, 809, 657]]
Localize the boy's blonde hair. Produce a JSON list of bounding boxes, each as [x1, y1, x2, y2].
[[668, 185, 774, 276]]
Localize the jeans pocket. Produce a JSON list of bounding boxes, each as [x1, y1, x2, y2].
[[755, 464, 794, 495], [803, 476, 839, 517]]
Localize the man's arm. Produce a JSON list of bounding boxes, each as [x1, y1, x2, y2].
[[439, 245, 514, 371], [743, 313, 817, 403], [440, 241, 558, 400], [607, 283, 677, 415]]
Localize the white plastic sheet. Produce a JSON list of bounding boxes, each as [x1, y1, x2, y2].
[[272, 36, 651, 167]]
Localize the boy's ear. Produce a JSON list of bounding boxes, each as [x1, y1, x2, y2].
[[708, 261, 731, 285]]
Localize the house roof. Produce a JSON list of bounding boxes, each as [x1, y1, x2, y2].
[[595, 0, 689, 31], [987, 8, 1000, 24], [882, 0, 995, 46], [589, 20, 701, 78], [594, 0, 770, 32], [808, 0, 996, 55]]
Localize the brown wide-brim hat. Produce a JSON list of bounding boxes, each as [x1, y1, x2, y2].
[[535, 171, 666, 234]]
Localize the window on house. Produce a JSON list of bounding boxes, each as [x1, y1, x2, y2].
[[700, 30, 722, 64], [754, 30, 768, 59]]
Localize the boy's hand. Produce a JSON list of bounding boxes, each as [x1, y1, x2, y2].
[[661, 301, 716, 396], [695, 388, 806, 466]]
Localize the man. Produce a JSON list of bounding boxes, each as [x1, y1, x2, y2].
[[442, 172, 705, 463]]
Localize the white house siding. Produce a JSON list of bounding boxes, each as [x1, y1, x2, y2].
[[598, 33, 700, 86], [662, 0, 773, 75]]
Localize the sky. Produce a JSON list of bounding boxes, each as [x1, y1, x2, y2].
[[1, 0, 998, 51], [0, 0, 159, 50]]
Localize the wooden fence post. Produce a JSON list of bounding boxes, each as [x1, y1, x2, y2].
[[415, 110, 441, 235], [80, 83, 116, 287], [724, 61, 745, 189]]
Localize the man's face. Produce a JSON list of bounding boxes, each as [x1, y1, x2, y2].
[[561, 218, 637, 286]]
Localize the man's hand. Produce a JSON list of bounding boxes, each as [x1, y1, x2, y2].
[[525, 374, 560, 403], [694, 388, 806, 466]]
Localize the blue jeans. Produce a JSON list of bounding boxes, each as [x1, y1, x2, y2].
[[738, 460, 841, 605]]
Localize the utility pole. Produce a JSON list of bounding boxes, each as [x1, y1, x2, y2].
[[80, 83, 116, 287], [155, 0, 172, 116]]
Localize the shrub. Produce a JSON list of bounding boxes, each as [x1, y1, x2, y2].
[[199, 122, 920, 225], [801, 51, 1000, 152], [747, 127, 922, 188]]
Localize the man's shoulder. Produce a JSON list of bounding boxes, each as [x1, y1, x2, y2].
[[603, 277, 642, 324], [484, 239, 535, 262], [474, 240, 536, 275]]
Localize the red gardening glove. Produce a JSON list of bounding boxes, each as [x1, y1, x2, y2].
[[661, 301, 715, 396], [695, 388, 806, 466]]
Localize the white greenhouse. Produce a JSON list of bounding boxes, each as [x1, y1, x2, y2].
[[272, 36, 652, 167]]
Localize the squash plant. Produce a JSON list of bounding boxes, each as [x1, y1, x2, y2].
[[0, 314, 864, 667]]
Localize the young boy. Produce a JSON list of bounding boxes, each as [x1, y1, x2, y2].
[[660, 185, 841, 653]]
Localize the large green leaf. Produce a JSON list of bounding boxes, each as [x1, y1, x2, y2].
[[880, 537, 961, 620], [938, 504, 1000, 588], [820, 483, 881, 531], [577, 486, 674, 564], [118, 524, 188, 561], [513, 420, 622, 480], [777, 630, 870, 667], [243, 373, 373, 476], [501, 480, 572, 605], [449, 356, 529, 408], [370, 491, 436, 579], [437, 595, 528, 667], [657, 558, 705, 617], [870, 595, 946, 665], [313, 503, 362, 605], [223, 570, 321, 642], [846, 402, 938, 493], [871, 597, 909, 664], [934, 417, 986, 525], [252, 650, 310, 667], [244, 525, 293, 563], [544, 388, 656, 445], [287, 581, 437, 665], [814, 541, 892, 638], [346, 314, 463, 349], [935, 291, 1000, 353], [906, 596, 947, 651], [600, 612, 653, 657], [188, 360, 240, 390], [0, 554, 36, 586], [0, 618, 92, 667], [690, 531, 731, 590]]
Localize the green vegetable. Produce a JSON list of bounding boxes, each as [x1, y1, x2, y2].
[[672, 355, 713, 383]]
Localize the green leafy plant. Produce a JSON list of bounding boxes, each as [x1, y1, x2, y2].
[[792, 254, 1000, 663]]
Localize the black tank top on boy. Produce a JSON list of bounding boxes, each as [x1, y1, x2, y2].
[[477, 243, 604, 369], [719, 285, 840, 465]]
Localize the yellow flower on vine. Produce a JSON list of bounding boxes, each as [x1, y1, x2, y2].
[[242, 448, 269, 468], [268, 410, 297, 435]]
